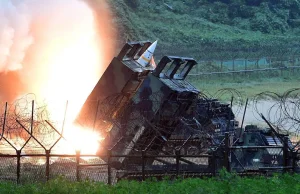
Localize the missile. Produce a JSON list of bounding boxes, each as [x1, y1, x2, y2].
[[136, 40, 158, 67]]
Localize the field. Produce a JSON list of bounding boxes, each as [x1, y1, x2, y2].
[[0, 172, 300, 194], [188, 71, 300, 101]]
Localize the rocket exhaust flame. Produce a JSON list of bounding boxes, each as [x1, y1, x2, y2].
[[0, 0, 116, 154]]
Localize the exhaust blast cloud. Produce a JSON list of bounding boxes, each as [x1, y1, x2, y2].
[[0, 1, 33, 72], [0, 0, 116, 104], [0, 0, 116, 154]]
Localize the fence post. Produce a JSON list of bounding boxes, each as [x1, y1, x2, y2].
[[212, 151, 216, 176], [268, 57, 271, 78], [176, 150, 180, 177], [16, 150, 21, 184], [107, 150, 112, 185], [221, 60, 223, 72], [1, 102, 7, 142], [283, 137, 289, 173], [292, 56, 295, 75], [142, 150, 145, 181], [76, 150, 80, 181], [46, 150, 50, 181], [224, 132, 230, 172], [292, 151, 297, 173]]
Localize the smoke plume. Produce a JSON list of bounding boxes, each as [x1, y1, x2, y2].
[[0, 0, 116, 102]]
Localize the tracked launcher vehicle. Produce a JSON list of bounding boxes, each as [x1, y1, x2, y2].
[[77, 41, 299, 178]]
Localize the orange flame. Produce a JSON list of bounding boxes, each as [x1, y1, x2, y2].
[[1, 0, 116, 154]]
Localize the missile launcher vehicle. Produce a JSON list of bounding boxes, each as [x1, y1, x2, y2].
[[77, 41, 299, 176]]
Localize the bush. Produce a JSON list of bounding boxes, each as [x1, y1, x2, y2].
[[250, 13, 272, 33], [124, 0, 140, 9]]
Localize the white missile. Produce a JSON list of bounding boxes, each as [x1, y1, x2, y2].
[[136, 40, 158, 67]]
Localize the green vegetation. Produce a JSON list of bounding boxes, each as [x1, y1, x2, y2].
[[188, 70, 300, 99], [1, 172, 300, 194], [107, 0, 300, 96], [106, 0, 300, 96], [109, 0, 300, 60]]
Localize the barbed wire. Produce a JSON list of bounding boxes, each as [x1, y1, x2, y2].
[[253, 88, 300, 135], [1, 88, 300, 153], [0, 94, 61, 150]]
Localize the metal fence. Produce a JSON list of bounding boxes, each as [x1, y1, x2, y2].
[[0, 97, 299, 184], [189, 55, 300, 76], [0, 134, 299, 184]]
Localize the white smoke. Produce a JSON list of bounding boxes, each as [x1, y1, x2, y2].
[[0, 0, 96, 73], [0, 0, 116, 102], [0, 0, 33, 72]]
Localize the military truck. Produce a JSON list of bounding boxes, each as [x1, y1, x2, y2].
[[77, 41, 299, 176]]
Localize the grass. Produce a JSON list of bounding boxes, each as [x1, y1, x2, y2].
[[1, 172, 300, 194], [188, 70, 300, 100]]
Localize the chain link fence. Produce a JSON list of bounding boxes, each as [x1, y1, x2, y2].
[[0, 95, 299, 184], [0, 134, 298, 184], [188, 55, 300, 76]]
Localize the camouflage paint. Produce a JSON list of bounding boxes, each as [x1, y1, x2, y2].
[[76, 41, 154, 130]]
